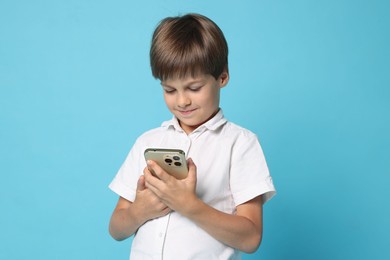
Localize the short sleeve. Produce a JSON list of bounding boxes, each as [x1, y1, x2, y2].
[[230, 132, 276, 206], [108, 139, 146, 202]]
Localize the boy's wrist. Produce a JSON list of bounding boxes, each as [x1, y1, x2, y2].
[[130, 201, 150, 226], [179, 196, 204, 217]]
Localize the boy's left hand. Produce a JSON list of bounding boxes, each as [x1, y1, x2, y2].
[[143, 158, 198, 214]]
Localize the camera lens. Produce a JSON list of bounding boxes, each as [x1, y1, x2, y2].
[[165, 158, 173, 163], [174, 162, 182, 166], [173, 156, 180, 161]]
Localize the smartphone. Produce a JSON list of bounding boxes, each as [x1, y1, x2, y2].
[[144, 148, 188, 179]]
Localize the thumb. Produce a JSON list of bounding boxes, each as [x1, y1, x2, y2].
[[187, 158, 197, 181], [137, 175, 146, 191]]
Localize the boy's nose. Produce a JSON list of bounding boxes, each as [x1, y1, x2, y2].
[[177, 93, 191, 108]]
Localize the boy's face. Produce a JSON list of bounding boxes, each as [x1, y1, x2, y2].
[[161, 72, 229, 134]]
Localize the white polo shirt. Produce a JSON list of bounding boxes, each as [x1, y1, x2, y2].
[[109, 109, 276, 259]]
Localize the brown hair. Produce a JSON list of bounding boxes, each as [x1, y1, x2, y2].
[[150, 13, 228, 81]]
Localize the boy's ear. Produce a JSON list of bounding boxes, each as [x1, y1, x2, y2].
[[218, 71, 229, 88]]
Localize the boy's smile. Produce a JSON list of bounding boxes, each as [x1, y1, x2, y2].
[[161, 72, 229, 134]]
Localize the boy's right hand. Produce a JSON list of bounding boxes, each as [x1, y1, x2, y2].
[[133, 175, 171, 221], [109, 175, 171, 241]]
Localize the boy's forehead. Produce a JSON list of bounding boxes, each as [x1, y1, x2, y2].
[[160, 68, 205, 81]]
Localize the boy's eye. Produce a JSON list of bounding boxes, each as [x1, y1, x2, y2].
[[163, 88, 176, 94], [189, 87, 202, 92]]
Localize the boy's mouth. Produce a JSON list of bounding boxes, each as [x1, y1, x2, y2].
[[178, 109, 196, 116]]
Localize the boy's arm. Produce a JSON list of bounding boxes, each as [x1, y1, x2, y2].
[[109, 175, 171, 241], [144, 159, 263, 253], [183, 194, 263, 253]]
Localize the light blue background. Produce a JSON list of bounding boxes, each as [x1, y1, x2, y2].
[[1, 0, 389, 259]]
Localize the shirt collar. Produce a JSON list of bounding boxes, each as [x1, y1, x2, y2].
[[161, 109, 227, 133]]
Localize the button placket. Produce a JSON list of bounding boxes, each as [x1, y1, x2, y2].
[[154, 214, 170, 256]]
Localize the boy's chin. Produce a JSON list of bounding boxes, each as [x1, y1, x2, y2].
[[178, 119, 201, 130]]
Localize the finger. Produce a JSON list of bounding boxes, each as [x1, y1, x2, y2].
[[147, 160, 171, 182], [187, 158, 197, 181], [144, 167, 157, 185], [144, 178, 162, 199], [187, 157, 195, 168], [137, 175, 146, 191], [144, 164, 156, 178], [143, 165, 154, 179], [161, 207, 172, 216], [144, 168, 163, 196], [144, 165, 163, 184]]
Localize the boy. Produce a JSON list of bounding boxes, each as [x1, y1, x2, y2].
[[109, 13, 276, 259]]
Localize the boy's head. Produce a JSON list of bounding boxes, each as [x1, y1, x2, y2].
[[150, 13, 228, 81]]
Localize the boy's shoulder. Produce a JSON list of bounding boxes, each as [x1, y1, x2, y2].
[[134, 118, 178, 143], [137, 124, 168, 141], [222, 120, 258, 140]]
